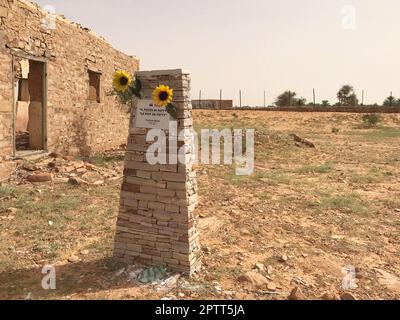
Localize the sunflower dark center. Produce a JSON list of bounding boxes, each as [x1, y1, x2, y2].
[[119, 77, 128, 86], [159, 91, 169, 101]]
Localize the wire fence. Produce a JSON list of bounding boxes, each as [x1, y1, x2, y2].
[[193, 89, 399, 109]]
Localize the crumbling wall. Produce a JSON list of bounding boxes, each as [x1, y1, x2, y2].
[[0, 0, 139, 159], [192, 99, 233, 109], [0, 40, 13, 159]]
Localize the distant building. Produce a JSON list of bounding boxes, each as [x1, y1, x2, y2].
[[192, 99, 233, 109]]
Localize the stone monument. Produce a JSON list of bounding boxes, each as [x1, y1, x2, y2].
[[114, 69, 201, 275]]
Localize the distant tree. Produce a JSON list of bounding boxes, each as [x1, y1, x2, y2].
[[274, 91, 306, 107], [296, 97, 307, 106], [383, 95, 398, 106], [321, 100, 330, 107], [337, 85, 359, 106]]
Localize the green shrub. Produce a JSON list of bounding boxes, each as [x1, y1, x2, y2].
[[362, 114, 380, 128]]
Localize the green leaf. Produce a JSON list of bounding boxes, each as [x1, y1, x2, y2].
[[137, 265, 167, 284], [166, 104, 178, 119], [135, 79, 142, 94]]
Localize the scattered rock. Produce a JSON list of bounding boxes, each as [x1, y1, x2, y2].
[[290, 134, 316, 148], [7, 152, 122, 186], [267, 282, 277, 292], [67, 255, 80, 263], [280, 255, 288, 263], [6, 207, 18, 214], [203, 246, 211, 254], [288, 286, 307, 300], [27, 173, 53, 183], [321, 292, 340, 300], [254, 263, 265, 272], [54, 177, 69, 184], [239, 271, 270, 289], [115, 268, 125, 277], [22, 163, 38, 171], [340, 292, 357, 300], [68, 177, 87, 186], [162, 274, 181, 290], [81, 171, 105, 184], [266, 265, 274, 275], [375, 268, 400, 294]]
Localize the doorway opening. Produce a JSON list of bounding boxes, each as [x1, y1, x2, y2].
[[14, 57, 47, 155]]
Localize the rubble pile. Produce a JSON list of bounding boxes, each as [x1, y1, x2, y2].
[[7, 152, 124, 186]]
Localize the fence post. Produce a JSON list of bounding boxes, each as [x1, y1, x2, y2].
[[313, 88, 316, 107]]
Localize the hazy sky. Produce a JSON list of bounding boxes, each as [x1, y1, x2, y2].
[[35, 0, 400, 106]]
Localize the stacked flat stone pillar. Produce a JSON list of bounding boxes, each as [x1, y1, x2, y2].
[[114, 69, 201, 275]]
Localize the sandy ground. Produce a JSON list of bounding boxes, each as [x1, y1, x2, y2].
[[0, 110, 399, 300]]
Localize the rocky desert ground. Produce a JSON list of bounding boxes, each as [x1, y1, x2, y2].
[[0, 110, 399, 300]]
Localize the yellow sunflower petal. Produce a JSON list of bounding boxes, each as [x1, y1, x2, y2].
[[152, 85, 174, 107], [113, 70, 132, 93]]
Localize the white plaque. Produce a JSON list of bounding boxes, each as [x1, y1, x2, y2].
[[135, 99, 171, 129]]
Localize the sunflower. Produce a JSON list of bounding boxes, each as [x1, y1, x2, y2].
[[152, 85, 173, 107], [113, 70, 132, 93]]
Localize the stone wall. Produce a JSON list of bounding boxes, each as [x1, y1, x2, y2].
[[0, 0, 139, 160], [265, 106, 400, 113], [192, 99, 233, 109], [114, 70, 202, 275], [202, 106, 400, 113]]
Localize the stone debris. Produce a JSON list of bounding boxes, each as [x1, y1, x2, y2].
[[239, 271, 270, 290], [288, 286, 308, 300], [254, 263, 265, 272], [6, 152, 123, 186], [340, 292, 358, 300], [321, 292, 340, 300], [27, 172, 53, 183], [267, 282, 277, 292], [290, 134, 316, 148], [280, 254, 289, 263], [67, 255, 80, 263], [160, 274, 181, 290]]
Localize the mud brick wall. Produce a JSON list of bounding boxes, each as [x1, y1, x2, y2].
[[192, 99, 233, 109], [208, 106, 400, 113], [0, 0, 139, 159], [266, 106, 400, 113], [114, 69, 202, 275]]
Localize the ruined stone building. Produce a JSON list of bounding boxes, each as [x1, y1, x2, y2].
[[0, 0, 139, 179]]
